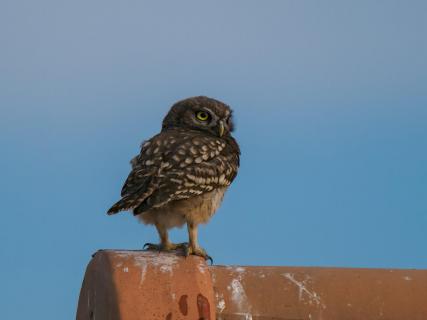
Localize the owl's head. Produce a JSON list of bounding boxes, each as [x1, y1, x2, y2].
[[162, 96, 235, 137]]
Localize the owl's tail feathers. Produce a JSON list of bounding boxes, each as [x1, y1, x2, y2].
[[107, 195, 139, 215]]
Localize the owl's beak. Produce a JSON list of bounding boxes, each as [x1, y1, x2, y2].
[[218, 120, 225, 137]]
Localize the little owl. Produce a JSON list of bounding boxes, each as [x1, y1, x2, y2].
[[107, 96, 240, 261]]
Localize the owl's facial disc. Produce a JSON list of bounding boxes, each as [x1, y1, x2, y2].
[[162, 96, 234, 137], [192, 108, 231, 137]]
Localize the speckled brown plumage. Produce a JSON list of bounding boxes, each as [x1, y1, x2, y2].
[[107, 96, 240, 260]]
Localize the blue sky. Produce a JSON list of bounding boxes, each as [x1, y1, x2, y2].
[[1, 1, 426, 319]]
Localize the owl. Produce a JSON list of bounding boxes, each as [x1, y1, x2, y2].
[[107, 96, 240, 261]]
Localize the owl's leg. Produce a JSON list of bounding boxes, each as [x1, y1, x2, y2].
[[144, 223, 187, 252], [185, 222, 213, 263]]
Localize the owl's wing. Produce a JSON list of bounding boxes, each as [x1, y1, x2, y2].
[[132, 133, 240, 215], [107, 136, 164, 214], [107, 130, 240, 215]]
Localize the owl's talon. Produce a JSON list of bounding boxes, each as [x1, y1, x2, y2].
[[172, 242, 189, 251], [184, 245, 191, 257], [143, 243, 161, 251], [206, 255, 214, 265], [184, 245, 213, 264], [144, 242, 189, 253]]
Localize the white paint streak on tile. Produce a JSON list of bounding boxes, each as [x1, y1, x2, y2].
[[115, 251, 180, 285], [216, 292, 226, 313], [139, 264, 147, 286], [198, 260, 208, 274], [226, 267, 253, 320], [233, 312, 253, 320], [282, 273, 325, 309], [231, 279, 246, 310]]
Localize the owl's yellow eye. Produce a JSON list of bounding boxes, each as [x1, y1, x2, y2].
[[196, 111, 210, 121]]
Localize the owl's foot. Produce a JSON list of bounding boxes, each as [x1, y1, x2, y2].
[[184, 245, 213, 264], [143, 242, 188, 252]]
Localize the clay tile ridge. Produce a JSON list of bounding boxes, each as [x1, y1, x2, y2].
[[76, 250, 427, 320]]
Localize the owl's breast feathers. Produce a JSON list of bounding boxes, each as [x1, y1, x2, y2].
[[107, 129, 240, 215]]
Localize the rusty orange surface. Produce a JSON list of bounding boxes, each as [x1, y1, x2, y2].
[[211, 265, 427, 320], [76, 250, 427, 320], [76, 250, 214, 320]]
